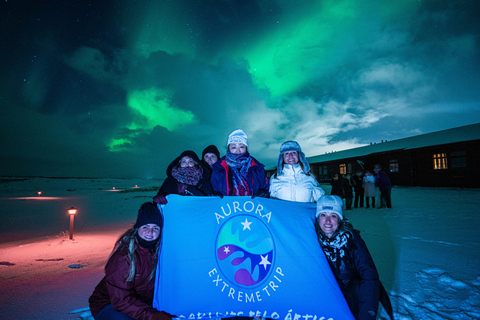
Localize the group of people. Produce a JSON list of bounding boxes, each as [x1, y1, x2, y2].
[[330, 165, 392, 210], [89, 129, 393, 320]]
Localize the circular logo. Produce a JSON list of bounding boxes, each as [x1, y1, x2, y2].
[[215, 215, 275, 288]]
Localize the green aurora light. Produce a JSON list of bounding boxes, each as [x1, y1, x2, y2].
[[108, 88, 196, 152]]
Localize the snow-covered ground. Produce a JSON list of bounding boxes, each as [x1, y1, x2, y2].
[[0, 177, 479, 320]]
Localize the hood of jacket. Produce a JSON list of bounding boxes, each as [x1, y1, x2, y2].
[[166, 150, 207, 177]]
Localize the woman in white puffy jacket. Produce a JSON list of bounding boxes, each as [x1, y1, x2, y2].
[[269, 141, 325, 203]]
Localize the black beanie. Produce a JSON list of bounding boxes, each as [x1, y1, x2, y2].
[[202, 145, 220, 160], [134, 202, 164, 229]]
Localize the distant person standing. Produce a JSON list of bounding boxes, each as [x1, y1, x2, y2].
[[363, 170, 376, 208], [330, 173, 345, 201], [351, 171, 365, 208], [344, 174, 354, 210], [374, 164, 392, 208]]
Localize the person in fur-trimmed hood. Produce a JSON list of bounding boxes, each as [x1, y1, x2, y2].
[[210, 129, 269, 197], [153, 150, 214, 204], [315, 195, 394, 320], [269, 140, 325, 203]]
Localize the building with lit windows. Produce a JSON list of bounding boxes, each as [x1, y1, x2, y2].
[[268, 123, 480, 188]]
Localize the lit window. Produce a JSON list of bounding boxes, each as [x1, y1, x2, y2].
[[339, 163, 346, 174], [450, 151, 466, 168], [389, 160, 399, 172], [433, 153, 448, 170]]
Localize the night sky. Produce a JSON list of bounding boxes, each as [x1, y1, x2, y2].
[[1, 0, 480, 178]]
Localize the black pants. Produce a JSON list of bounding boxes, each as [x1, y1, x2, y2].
[[345, 198, 353, 210], [354, 190, 364, 207], [380, 189, 392, 208]]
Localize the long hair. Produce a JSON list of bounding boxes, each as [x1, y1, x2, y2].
[[314, 216, 354, 241], [273, 160, 316, 179], [108, 228, 161, 282]]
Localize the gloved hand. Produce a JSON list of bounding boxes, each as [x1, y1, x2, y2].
[[151, 311, 177, 320], [251, 189, 269, 199], [177, 183, 188, 195], [213, 190, 224, 199], [153, 194, 168, 204]]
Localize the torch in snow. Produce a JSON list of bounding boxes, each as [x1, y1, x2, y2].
[[68, 207, 77, 240]]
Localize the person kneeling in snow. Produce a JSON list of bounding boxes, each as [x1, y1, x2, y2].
[[89, 202, 175, 320], [315, 195, 394, 320]]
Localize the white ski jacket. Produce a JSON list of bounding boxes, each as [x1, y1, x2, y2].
[[269, 164, 325, 203]]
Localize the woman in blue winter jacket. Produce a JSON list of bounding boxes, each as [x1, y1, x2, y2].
[[315, 195, 394, 320], [210, 129, 269, 197]]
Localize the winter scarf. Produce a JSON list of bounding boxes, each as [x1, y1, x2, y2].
[[318, 227, 354, 275], [135, 233, 159, 250], [171, 165, 203, 186], [225, 151, 252, 196]]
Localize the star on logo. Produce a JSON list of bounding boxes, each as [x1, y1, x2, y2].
[[259, 254, 271, 270], [241, 218, 252, 230], [223, 246, 230, 254]]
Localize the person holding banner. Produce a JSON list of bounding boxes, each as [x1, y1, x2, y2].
[[315, 195, 394, 320], [211, 129, 269, 197], [89, 202, 175, 320], [269, 140, 325, 202], [153, 150, 213, 204]]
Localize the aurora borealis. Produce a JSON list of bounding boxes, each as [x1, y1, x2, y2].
[[1, 0, 479, 178]]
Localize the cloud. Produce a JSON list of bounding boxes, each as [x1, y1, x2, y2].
[[1, 0, 480, 178]]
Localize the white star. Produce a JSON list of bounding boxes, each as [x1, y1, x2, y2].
[[223, 246, 230, 254], [259, 254, 271, 270], [241, 218, 252, 230]]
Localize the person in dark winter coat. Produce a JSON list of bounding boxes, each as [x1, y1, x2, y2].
[[315, 196, 394, 320], [153, 150, 214, 204], [373, 164, 392, 209], [330, 173, 345, 199], [211, 129, 269, 197], [89, 202, 175, 320], [344, 174, 354, 210], [201, 144, 221, 171], [351, 171, 365, 208]]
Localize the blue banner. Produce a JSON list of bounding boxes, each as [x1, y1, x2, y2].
[[153, 195, 354, 320]]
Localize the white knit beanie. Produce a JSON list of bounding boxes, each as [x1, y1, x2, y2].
[[227, 129, 248, 147], [316, 195, 343, 220]]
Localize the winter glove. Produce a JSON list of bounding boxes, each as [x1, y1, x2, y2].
[[213, 190, 224, 199], [177, 183, 188, 195], [251, 189, 269, 199], [153, 194, 168, 205], [151, 311, 177, 320]]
